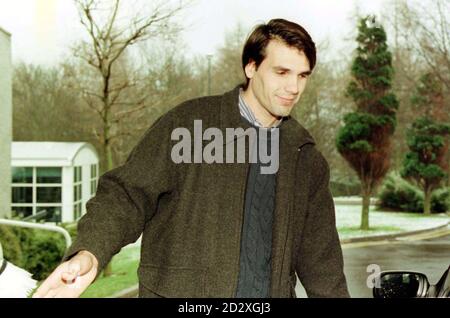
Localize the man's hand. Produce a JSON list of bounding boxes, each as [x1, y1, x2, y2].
[[32, 250, 99, 298]]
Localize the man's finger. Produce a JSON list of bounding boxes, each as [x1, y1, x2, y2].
[[61, 260, 81, 283], [61, 272, 78, 284], [43, 289, 58, 298], [53, 287, 83, 298]]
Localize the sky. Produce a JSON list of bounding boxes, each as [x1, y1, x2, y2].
[[0, 0, 388, 66]]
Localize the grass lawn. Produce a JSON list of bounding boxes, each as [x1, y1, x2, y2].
[[80, 245, 140, 298], [335, 204, 449, 240]]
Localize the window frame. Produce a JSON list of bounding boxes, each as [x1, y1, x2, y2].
[[11, 166, 63, 222], [73, 166, 83, 221]]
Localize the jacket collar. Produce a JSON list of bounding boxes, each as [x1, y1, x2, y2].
[[219, 85, 316, 149]]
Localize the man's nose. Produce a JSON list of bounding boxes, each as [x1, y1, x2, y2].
[[285, 77, 299, 95]]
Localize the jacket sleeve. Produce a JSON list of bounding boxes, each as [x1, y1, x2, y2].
[[295, 150, 350, 298], [61, 112, 175, 278]]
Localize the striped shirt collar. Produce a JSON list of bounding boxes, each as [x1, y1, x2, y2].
[[238, 88, 283, 129]]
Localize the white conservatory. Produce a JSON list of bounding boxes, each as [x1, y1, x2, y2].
[[11, 142, 99, 224]]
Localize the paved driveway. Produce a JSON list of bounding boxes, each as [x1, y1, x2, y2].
[[295, 228, 450, 298]]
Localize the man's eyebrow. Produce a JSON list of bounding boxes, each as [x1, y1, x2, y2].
[[300, 70, 312, 76], [273, 66, 290, 71], [273, 66, 311, 76]]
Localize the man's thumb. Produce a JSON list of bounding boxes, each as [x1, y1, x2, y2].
[[62, 254, 93, 283], [72, 252, 95, 276], [68, 259, 82, 276], [61, 259, 81, 284]]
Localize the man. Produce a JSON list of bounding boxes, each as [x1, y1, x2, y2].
[[33, 18, 350, 298]]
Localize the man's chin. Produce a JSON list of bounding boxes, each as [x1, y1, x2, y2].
[[273, 107, 292, 118]]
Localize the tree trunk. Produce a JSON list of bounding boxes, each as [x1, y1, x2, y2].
[[423, 187, 432, 215], [360, 185, 371, 230], [102, 139, 114, 277], [105, 140, 114, 171]]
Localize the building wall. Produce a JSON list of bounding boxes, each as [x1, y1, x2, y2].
[[10, 143, 99, 223], [0, 27, 12, 218]]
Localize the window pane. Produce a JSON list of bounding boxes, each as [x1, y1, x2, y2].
[[91, 164, 97, 178], [37, 187, 62, 203], [12, 167, 32, 183], [37, 167, 61, 183], [74, 166, 82, 183], [12, 187, 32, 203], [40, 207, 62, 223], [90, 180, 97, 195], [74, 184, 82, 202], [12, 206, 33, 218], [74, 203, 82, 220]]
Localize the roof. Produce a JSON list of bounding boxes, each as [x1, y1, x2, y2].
[[12, 142, 98, 166], [0, 26, 11, 37]]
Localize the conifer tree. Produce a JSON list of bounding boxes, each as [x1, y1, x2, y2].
[[401, 73, 450, 214], [336, 16, 399, 230]]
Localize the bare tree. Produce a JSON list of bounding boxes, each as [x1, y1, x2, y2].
[[13, 63, 92, 142], [114, 37, 200, 163], [382, 0, 450, 184], [72, 0, 189, 171], [71, 0, 189, 277], [210, 23, 248, 94]]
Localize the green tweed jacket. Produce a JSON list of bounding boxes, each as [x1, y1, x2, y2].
[[63, 86, 350, 298]]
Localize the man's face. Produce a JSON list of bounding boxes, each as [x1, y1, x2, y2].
[[244, 39, 311, 119]]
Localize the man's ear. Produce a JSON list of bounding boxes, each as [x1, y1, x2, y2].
[[244, 60, 256, 79]]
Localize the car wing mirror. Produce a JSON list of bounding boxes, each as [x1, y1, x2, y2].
[[373, 271, 430, 298]]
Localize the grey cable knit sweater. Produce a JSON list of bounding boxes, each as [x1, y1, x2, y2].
[[235, 126, 277, 298]]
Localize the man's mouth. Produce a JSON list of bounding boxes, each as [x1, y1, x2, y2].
[[277, 96, 295, 105]]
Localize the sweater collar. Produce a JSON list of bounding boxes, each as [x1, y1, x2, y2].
[[219, 85, 316, 148]]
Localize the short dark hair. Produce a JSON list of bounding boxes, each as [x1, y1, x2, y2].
[[241, 18, 316, 89]]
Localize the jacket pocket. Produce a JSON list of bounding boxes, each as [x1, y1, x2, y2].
[[137, 264, 206, 298]]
